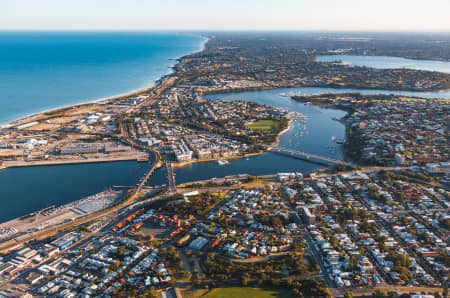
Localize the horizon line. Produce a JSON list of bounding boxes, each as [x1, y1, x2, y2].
[[1, 28, 450, 34]]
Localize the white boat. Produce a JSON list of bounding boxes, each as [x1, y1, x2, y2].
[[217, 159, 229, 166], [331, 136, 336, 142], [280, 92, 294, 97]]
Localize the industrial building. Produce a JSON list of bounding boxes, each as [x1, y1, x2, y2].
[[50, 232, 83, 250]]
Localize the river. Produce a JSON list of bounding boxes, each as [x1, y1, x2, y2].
[[144, 90, 348, 189], [316, 55, 450, 74], [2, 59, 450, 222]]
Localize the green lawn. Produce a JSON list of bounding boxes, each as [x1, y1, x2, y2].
[[185, 287, 295, 298], [246, 120, 277, 131]]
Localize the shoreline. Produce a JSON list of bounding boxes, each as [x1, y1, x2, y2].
[[273, 118, 293, 146], [0, 154, 148, 170], [172, 151, 264, 168], [2, 82, 157, 128], [314, 54, 450, 67], [1, 35, 209, 128], [3, 34, 449, 128], [204, 84, 450, 100]]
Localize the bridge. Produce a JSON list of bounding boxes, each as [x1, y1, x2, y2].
[[268, 146, 355, 167], [166, 162, 176, 194], [136, 160, 158, 193], [134, 148, 161, 194]]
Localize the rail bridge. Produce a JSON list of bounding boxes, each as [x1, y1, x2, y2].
[[268, 146, 354, 167]]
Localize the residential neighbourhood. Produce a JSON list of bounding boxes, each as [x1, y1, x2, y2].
[[0, 32, 449, 298]]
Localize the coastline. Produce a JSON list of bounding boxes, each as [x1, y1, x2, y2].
[[1, 35, 209, 128], [0, 35, 211, 224], [5, 35, 450, 128], [1, 34, 446, 228], [2, 82, 156, 128]]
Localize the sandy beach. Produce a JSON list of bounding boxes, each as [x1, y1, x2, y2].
[[2, 82, 157, 128], [2, 35, 209, 128]]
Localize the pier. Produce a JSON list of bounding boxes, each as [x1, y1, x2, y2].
[[268, 146, 354, 167]]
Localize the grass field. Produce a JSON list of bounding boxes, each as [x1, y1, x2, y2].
[[183, 287, 295, 298], [246, 120, 277, 131]]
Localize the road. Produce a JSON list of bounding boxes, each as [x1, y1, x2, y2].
[[269, 146, 355, 167], [341, 177, 442, 286]]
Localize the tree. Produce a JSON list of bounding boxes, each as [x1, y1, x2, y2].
[[241, 272, 250, 286], [372, 290, 387, 297], [344, 292, 354, 298], [143, 287, 159, 298], [444, 281, 448, 298]]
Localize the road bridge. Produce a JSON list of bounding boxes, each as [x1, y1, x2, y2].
[[166, 162, 176, 194], [268, 146, 354, 167], [136, 162, 158, 193]]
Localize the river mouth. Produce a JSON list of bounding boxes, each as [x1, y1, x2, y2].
[[2, 85, 449, 223]]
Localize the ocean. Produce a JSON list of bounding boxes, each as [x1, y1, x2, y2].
[[1, 32, 450, 222], [0, 31, 205, 124]]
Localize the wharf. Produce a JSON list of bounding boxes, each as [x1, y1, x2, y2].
[[1, 153, 148, 169]]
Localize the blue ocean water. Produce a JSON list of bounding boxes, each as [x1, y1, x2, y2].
[[0, 31, 205, 124]]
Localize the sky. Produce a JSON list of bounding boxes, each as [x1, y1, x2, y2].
[[1, 0, 450, 31]]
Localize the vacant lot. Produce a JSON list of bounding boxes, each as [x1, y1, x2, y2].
[[246, 120, 277, 131], [141, 222, 170, 239]]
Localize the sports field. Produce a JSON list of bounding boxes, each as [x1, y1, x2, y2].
[[184, 287, 295, 298], [246, 120, 277, 131]]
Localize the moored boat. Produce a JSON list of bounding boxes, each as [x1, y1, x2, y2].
[[217, 159, 229, 166]]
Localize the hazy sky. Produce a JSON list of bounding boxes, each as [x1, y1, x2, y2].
[[2, 0, 450, 31]]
